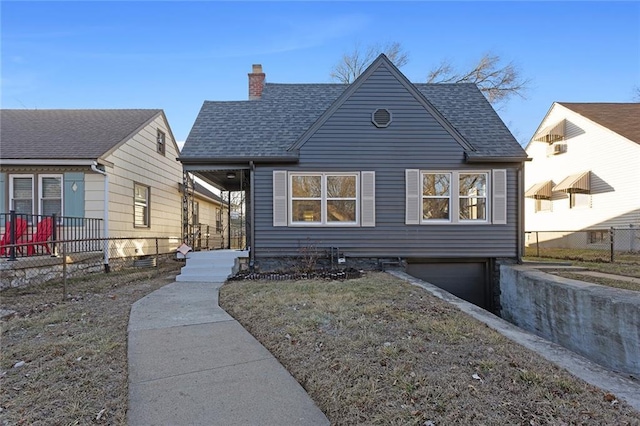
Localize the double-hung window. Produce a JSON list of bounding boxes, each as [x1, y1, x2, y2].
[[40, 175, 63, 217], [407, 169, 504, 224], [458, 173, 487, 221], [134, 183, 150, 227], [9, 174, 63, 219], [290, 173, 358, 225], [10, 175, 34, 215], [422, 173, 451, 221]]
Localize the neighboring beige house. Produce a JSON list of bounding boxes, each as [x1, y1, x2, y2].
[[524, 102, 640, 250], [0, 109, 224, 256], [182, 181, 228, 250]]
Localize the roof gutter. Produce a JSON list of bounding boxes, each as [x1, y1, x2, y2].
[[178, 155, 299, 164], [464, 154, 531, 163], [0, 158, 115, 167]]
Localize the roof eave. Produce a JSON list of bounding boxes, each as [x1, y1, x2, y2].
[[0, 158, 114, 167], [179, 155, 299, 164], [464, 153, 531, 163]]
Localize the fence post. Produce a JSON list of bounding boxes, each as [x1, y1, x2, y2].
[[8, 210, 17, 261], [62, 243, 67, 301], [610, 227, 615, 263], [536, 232, 540, 257], [155, 238, 159, 269], [51, 213, 58, 257]]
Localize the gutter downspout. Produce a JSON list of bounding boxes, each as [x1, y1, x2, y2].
[[249, 161, 256, 270], [91, 162, 110, 272], [517, 164, 524, 263]]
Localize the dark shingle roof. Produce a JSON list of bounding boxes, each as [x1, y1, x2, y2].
[[0, 109, 162, 159], [182, 79, 526, 160], [559, 103, 640, 144], [415, 84, 525, 157], [182, 84, 346, 159]]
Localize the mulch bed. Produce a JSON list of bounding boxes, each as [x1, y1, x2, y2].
[[229, 267, 362, 281]]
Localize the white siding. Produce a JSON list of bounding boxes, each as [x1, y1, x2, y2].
[[525, 104, 640, 232], [194, 193, 227, 249], [102, 115, 184, 240]]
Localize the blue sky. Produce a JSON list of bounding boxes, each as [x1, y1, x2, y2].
[[2, 1, 639, 147]]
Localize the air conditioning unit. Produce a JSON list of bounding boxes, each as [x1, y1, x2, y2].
[[547, 143, 567, 155]]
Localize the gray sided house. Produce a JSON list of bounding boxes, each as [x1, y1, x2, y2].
[[180, 55, 528, 308]]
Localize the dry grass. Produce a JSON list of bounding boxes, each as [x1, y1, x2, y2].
[[525, 250, 640, 291], [0, 261, 181, 426], [524, 247, 640, 274], [220, 272, 640, 425], [550, 272, 640, 292]]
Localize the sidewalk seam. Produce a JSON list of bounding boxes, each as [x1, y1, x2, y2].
[[131, 356, 275, 385]]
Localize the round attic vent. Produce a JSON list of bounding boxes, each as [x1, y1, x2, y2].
[[372, 108, 392, 128]]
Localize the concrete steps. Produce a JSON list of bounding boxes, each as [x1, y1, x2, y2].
[[176, 250, 248, 283]]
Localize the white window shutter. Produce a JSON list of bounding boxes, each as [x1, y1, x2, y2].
[[492, 169, 507, 224], [361, 171, 375, 227], [405, 169, 420, 224], [273, 171, 288, 226]]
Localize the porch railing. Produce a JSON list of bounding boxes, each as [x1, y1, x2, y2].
[[0, 210, 103, 260]]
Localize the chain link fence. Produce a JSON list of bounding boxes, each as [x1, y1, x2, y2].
[[1, 237, 186, 292], [525, 226, 640, 263]]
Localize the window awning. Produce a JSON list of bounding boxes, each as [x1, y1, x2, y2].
[[525, 180, 553, 199], [533, 119, 565, 143], [553, 171, 591, 193]]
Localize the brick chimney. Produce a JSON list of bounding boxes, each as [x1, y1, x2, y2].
[[248, 64, 265, 100]]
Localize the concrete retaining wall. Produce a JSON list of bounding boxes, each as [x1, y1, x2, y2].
[[500, 265, 640, 377]]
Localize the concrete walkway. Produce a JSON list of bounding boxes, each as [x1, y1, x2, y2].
[[127, 251, 329, 425]]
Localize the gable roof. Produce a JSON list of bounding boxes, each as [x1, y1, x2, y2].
[[558, 103, 640, 144], [0, 109, 164, 160], [289, 55, 474, 153], [181, 55, 527, 162]]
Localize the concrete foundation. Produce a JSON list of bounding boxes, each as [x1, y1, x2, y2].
[[500, 265, 640, 377]]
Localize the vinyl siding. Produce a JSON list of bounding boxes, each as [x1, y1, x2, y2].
[[254, 63, 520, 259], [525, 104, 640, 231], [102, 115, 183, 239], [194, 194, 227, 249]]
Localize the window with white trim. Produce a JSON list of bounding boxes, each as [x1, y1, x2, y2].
[[134, 183, 150, 227], [39, 175, 63, 217], [9, 175, 34, 215], [535, 198, 552, 212], [157, 130, 166, 155], [458, 173, 487, 221], [290, 173, 358, 225], [422, 172, 451, 221], [570, 193, 589, 209], [407, 169, 503, 225]]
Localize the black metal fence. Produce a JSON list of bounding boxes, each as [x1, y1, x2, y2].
[[1, 236, 184, 291], [1, 211, 102, 260], [525, 227, 640, 263], [190, 223, 225, 251]]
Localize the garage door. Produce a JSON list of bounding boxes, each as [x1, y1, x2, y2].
[[406, 260, 490, 309]]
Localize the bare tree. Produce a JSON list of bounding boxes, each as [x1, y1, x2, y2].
[[332, 43, 528, 104], [427, 53, 529, 104], [330, 42, 409, 84]]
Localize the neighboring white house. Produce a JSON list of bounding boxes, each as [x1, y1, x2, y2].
[[0, 109, 224, 256], [524, 102, 640, 250]]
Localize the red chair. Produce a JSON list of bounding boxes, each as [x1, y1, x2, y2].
[[0, 218, 28, 256], [27, 217, 54, 256]]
